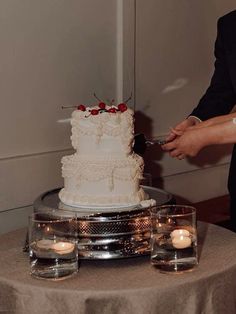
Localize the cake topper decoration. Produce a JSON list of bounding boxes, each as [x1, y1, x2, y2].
[[61, 93, 132, 115]]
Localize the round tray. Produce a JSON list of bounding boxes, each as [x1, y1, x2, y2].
[[33, 186, 174, 259]]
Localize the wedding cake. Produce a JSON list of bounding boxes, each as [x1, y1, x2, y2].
[[59, 101, 151, 208]]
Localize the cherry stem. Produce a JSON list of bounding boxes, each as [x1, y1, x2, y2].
[[61, 105, 77, 109], [124, 92, 132, 104], [93, 93, 103, 102], [109, 99, 115, 106]]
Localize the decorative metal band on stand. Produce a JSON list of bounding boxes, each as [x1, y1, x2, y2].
[[33, 187, 174, 259]]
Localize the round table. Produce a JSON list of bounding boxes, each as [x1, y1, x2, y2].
[[1, 222, 236, 314]]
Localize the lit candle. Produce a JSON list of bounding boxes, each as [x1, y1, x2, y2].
[[170, 229, 190, 238], [172, 235, 191, 249], [36, 239, 55, 250], [36, 239, 75, 254], [52, 242, 75, 254]]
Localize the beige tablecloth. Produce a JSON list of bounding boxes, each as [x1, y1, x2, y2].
[[0, 222, 236, 314]]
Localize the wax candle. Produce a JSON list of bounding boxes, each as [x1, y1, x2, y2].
[[53, 242, 75, 254], [36, 239, 55, 250], [172, 235, 191, 249], [36, 239, 75, 254], [170, 229, 190, 238]]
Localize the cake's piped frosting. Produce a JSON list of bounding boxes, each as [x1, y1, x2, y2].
[[59, 104, 151, 208], [71, 106, 134, 155]]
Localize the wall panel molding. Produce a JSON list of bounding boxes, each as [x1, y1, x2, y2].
[[160, 163, 230, 203], [118, 0, 135, 106], [0, 0, 118, 234], [0, 150, 69, 212], [0, 205, 32, 236]]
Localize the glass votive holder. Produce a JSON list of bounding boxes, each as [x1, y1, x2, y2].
[[28, 212, 78, 280], [150, 205, 198, 273]]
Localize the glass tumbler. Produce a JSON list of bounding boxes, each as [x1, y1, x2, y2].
[[28, 212, 78, 280], [150, 205, 198, 273]]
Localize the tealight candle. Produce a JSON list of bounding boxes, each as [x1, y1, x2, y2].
[[170, 229, 190, 238], [36, 239, 55, 250], [53, 242, 75, 255], [172, 235, 191, 249]]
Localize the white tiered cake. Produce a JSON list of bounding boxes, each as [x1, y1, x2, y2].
[[59, 102, 150, 208]]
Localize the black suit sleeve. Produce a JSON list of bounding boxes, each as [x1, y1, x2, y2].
[[190, 18, 236, 121]]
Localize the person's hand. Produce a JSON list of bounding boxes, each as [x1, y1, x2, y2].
[[162, 117, 201, 159], [165, 117, 200, 142], [162, 128, 207, 159]]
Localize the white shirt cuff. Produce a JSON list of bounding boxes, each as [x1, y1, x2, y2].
[[188, 115, 202, 123]]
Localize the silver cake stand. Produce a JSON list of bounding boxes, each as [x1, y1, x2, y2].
[[33, 186, 174, 259]]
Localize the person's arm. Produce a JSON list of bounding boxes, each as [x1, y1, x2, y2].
[[188, 111, 236, 129], [162, 118, 236, 158], [191, 17, 236, 121], [165, 16, 236, 147]]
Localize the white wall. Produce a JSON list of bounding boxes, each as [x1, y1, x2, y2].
[[135, 0, 236, 202], [0, 0, 120, 234], [1, 0, 235, 234]]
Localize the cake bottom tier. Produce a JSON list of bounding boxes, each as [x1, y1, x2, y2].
[[59, 183, 148, 208], [59, 153, 148, 207]]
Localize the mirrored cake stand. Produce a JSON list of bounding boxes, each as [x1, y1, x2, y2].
[[33, 186, 174, 259]]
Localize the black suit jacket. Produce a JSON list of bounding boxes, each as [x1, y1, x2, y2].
[[191, 10, 236, 119], [190, 10, 236, 198]]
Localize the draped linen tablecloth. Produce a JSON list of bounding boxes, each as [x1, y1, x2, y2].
[[0, 222, 236, 314]]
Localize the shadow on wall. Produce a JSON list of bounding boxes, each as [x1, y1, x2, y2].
[[134, 110, 164, 189], [187, 144, 233, 167]]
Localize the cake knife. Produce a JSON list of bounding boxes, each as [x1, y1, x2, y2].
[[133, 133, 168, 155]]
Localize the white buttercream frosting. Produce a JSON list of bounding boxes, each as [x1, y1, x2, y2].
[[59, 106, 151, 208], [70, 107, 134, 156]]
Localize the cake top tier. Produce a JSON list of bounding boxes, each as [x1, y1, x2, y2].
[[70, 104, 135, 156]]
